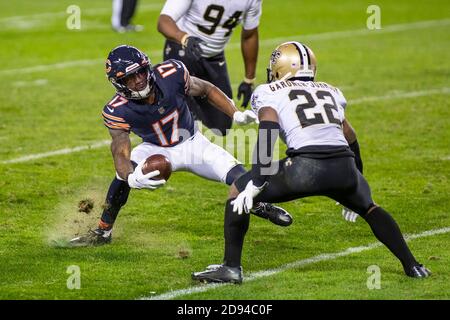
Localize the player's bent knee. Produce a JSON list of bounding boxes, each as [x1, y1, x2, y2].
[[366, 204, 379, 215], [359, 203, 378, 218]]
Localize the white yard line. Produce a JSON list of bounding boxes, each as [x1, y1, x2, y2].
[[0, 140, 111, 165], [0, 18, 449, 76], [12, 79, 48, 87], [0, 3, 164, 23], [141, 226, 450, 300], [228, 18, 450, 50], [1, 87, 448, 165], [349, 87, 450, 104]]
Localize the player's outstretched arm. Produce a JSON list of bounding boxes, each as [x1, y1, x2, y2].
[[109, 128, 134, 180], [188, 76, 257, 125], [251, 107, 280, 187], [231, 106, 280, 214]]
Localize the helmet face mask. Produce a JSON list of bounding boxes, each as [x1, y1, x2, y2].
[[267, 42, 317, 83], [106, 45, 156, 100]]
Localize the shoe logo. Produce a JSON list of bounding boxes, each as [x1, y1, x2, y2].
[[107, 107, 114, 113], [218, 61, 225, 67], [102, 229, 112, 237]]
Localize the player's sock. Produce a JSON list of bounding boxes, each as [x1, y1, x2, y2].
[[99, 177, 131, 230], [349, 140, 363, 173], [223, 199, 249, 268], [225, 164, 246, 185], [363, 206, 418, 269]]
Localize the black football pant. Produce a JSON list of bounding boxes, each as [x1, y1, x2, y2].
[[163, 40, 233, 136], [227, 155, 419, 270], [235, 155, 374, 215]]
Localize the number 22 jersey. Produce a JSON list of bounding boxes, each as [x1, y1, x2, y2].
[[251, 79, 349, 150]]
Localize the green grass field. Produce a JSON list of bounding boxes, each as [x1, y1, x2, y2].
[[0, 0, 449, 300]]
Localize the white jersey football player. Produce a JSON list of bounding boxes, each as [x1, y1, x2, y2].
[[255, 44, 361, 222], [158, 0, 262, 135], [193, 41, 431, 283]]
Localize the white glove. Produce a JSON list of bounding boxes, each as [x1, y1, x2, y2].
[[127, 161, 166, 190], [233, 110, 258, 125], [231, 180, 265, 215], [336, 202, 359, 222]]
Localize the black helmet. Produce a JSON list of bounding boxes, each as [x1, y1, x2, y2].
[[105, 45, 155, 99]]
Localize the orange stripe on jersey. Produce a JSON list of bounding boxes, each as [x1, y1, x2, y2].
[[102, 111, 126, 123], [104, 121, 131, 130], [103, 118, 130, 128]]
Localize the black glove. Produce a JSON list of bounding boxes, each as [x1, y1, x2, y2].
[[237, 81, 254, 108], [182, 36, 205, 62]]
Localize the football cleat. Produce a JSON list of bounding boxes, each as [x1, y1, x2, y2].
[[338, 203, 359, 223], [69, 228, 112, 247], [192, 264, 243, 284], [404, 264, 432, 278], [251, 202, 293, 227]]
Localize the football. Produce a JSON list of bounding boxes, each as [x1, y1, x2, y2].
[[141, 154, 172, 181]]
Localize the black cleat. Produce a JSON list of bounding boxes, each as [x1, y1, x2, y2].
[[251, 202, 293, 227], [69, 228, 112, 247], [192, 264, 243, 284], [404, 264, 431, 278]]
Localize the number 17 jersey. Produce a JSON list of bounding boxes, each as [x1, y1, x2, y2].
[[250, 80, 348, 150], [102, 60, 195, 147]]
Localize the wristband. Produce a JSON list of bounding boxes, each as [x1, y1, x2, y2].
[[180, 34, 189, 48], [243, 77, 256, 84]]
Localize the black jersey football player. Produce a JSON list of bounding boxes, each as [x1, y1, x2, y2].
[[69, 45, 292, 246]]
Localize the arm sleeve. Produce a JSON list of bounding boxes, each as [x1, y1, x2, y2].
[[160, 0, 192, 22], [243, 0, 262, 30], [251, 120, 280, 187]]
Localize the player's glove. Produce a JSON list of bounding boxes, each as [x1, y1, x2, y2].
[[237, 80, 255, 108], [233, 110, 258, 125], [127, 162, 166, 190], [336, 202, 359, 222], [181, 35, 205, 62], [231, 180, 267, 215]]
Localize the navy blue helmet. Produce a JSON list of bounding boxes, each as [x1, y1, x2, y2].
[[105, 45, 155, 99]]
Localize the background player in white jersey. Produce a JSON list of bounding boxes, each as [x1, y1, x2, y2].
[[192, 42, 431, 283], [157, 0, 261, 135]]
